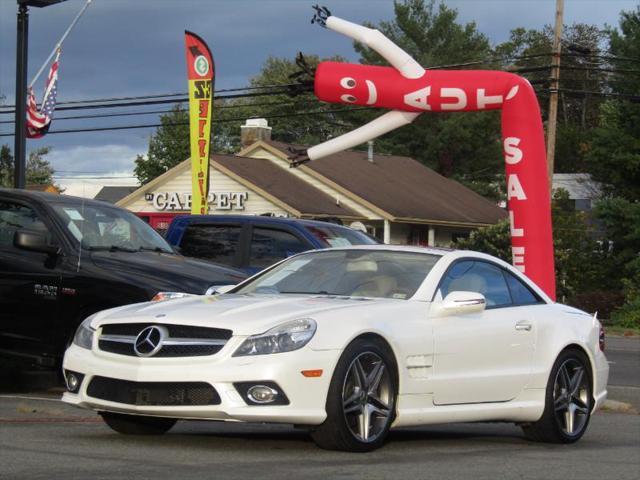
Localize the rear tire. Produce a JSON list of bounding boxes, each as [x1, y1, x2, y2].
[[100, 412, 177, 435], [522, 349, 592, 443], [311, 337, 397, 452]]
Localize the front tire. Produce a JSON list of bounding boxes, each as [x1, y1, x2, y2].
[[522, 349, 593, 443], [311, 337, 397, 452], [100, 412, 177, 435]]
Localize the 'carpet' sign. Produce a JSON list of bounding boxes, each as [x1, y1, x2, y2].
[[145, 192, 248, 211]]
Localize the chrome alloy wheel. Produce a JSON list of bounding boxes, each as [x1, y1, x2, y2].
[[553, 358, 591, 437], [341, 351, 393, 443]]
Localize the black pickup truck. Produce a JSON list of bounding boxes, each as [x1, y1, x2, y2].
[[0, 188, 246, 369]]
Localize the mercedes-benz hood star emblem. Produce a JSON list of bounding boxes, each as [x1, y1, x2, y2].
[[134, 326, 167, 357]]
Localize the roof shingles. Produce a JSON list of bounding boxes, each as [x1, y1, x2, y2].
[[213, 154, 359, 218], [267, 140, 506, 225]]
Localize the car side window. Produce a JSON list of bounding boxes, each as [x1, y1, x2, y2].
[[179, 224, 241, 266], [439, 260, 512, 308], [503, 270, 542, 305], [249, 227, 309, 269], [0, 201, 49, 248]]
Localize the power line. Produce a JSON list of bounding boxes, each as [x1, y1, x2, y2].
[[0, 87, 312, 115], [0, 107, 378, 137], [0, 52, 568, 115], [0, 83, 312, 111], [0, 99, 314, 124], [3, 61, 634, 118], [2, 82, 638, 138], [555, 87, 640, 101]]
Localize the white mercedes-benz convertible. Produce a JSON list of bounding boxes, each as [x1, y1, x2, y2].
[[62, 245, 608, 452]]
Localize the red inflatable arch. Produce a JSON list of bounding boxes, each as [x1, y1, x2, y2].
[[295, 11, 556, 300]]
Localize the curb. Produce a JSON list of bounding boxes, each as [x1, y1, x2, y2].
[[601, 399, 638, 415]]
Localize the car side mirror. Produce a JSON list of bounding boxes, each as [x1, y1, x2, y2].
[[206, 284, 236, 295], [435, 291, 486, 316], [14, 230, 60, 256]]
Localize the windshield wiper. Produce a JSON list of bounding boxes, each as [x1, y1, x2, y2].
[[138, 246, 173, 254], [279, 290, 344, 296], [86, 245, 138, 253]]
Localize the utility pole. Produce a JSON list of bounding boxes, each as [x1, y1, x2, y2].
[[13, 0, 67, 189], [14, 1, 29, 189], [546, 0, 564, 194]]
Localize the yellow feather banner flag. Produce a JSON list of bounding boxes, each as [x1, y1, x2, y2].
[[184, 31, 215, 214]]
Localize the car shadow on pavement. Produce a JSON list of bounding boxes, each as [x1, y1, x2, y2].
[[69, 420, 533, 453]]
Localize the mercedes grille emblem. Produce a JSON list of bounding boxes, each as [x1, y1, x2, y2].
[[133, 326, 167, 357]]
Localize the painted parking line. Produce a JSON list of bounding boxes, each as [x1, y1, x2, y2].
[[0, 417, 101, 424], [0, 395, 62, 403]]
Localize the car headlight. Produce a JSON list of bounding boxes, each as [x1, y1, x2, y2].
[[72, 315, 96, 350], [233, 318, 317, 357], [151, 292, 195, 302]]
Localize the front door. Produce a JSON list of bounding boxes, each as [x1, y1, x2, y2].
[[0, 200, 62, 362], [431, 260, 535, 405]]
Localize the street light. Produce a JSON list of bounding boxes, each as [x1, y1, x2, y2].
[[14, 0, 67, 189]]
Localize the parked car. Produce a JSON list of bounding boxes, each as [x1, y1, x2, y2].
[[0, 188, 247, 369], [62, 245, 608, 452], [165, 215, 378, 274]]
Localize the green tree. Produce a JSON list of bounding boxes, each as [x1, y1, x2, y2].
[[587, 7, 640, 326], [134, 105, 190, 184], [0, 145, 56, 187], [214, 54, 349, 151], [496, 23, 608, 173], [585, 5, 640, 202], [352, 0, 503, 199], [0, 144, 13, 187], [452, 218, 512, 262], [26, 147, 55, 185], [455, 190, 610, 306]]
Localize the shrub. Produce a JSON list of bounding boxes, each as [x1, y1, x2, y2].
[[612, 294, 640, 329], [568, 291, 625, 320]]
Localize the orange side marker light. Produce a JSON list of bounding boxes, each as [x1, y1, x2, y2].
[[301, 369, 323, 378]]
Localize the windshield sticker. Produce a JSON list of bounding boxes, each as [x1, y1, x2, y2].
[[260, 258, 313, 286], [67, 221, 83, 241], [63, 208, 84, 221], [326, 237, 352, 247]]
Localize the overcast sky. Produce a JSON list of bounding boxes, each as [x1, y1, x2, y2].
[[0, 0, 635, 196]]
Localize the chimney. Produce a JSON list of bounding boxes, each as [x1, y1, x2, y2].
[[240, 118, 272, 148], [367, 140, 374, 163]]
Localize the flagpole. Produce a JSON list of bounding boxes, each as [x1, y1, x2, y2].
[[29, 0, 92, 89]]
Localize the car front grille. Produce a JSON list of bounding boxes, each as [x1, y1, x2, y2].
[[98, 323, 232, 358], [86, 376, 221, 406]]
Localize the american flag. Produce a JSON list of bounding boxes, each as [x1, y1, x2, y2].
[[26, 51, 60, 139]]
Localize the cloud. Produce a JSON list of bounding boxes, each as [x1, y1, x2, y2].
[[46, 143, 142, 198], [57, 173, 139, 199], [46, 143, 144, 174]]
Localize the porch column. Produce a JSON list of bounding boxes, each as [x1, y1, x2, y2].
[[383, 220, 391, 244]]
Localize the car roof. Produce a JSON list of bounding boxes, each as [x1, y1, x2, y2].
[[0, 188, 117, 209], [305, 244, 452, 256], [173, 214, 358, 229]]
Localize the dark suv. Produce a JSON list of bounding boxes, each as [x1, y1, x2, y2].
[[0, 189, 246, 368], [166, 215, 378, 274]]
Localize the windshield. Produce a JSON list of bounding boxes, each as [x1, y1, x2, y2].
[[52, 203, 173, 253], [236, 249, 440, 300]]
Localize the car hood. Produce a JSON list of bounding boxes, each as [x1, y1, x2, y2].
[[90, 294, 391, 336], [89, 251, 246, 294]]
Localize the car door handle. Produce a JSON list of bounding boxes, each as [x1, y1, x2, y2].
[[515, 321, 532, 331]]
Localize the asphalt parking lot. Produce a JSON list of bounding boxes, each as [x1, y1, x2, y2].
[[1, 336, 638, 480], [0, 395, 638, 480]]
